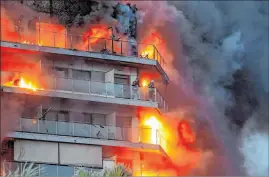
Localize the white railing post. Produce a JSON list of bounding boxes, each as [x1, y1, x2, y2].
[[105, 82, 107, 97], [72, 79, 74, 93], [89, 124, 92, 138], [37, 119, 40, 132], [89, 81, 91, 95], [54, 77, 56, 91], [72, 122, 75, 136], [56, 121, 58, 135]]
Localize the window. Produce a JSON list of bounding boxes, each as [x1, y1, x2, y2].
[[92, 113, 106, 126], [84, 113, 92, 123], [55, 67, 68, 78], [69, 112, 92, 124], [40, 164, 57, 176], [21, 108, 35, 119], [91, 71, 105, 82], [57, 111, 69, 122], [58, 165, 74, 177], [116, 116, 132, 127], [114, 74, 129, 85], [72, 70, 91, 80], [43, 110, 58, 121]]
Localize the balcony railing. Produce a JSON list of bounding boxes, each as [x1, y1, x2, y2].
[[0, 23, 167, 73], [17, 118, 167, 147], [1, 71, 169, 112]]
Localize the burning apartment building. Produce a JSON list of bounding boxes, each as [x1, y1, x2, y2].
[[0, 1, 180, 176]]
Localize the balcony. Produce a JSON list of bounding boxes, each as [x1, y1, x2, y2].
[[1, 72, 169, 112], [0, 23, 169, 82], [21, 118, 165, 146], [7, 118, 167, 154]]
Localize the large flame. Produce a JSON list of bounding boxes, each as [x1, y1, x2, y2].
[[141, 32, 164, 59], [3, 75, 39, 92], [81, 24, 110, 51], [144, 116, 161, 144], [83, 25, 110, 45]]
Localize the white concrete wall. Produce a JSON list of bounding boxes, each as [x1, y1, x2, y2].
[[44, 99, 136, 119], [14, 140, 58, 163], [43, 58, 138, 81], [59, 143, 102, 167]]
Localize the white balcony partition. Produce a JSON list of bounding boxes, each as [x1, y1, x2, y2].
[[105, 69, 115, 97], [106, 112, 116, 139]]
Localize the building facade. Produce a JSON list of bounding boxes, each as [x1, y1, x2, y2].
[[0, 14, 171, 176]]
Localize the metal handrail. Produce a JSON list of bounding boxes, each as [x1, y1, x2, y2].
[[1, 71, 168, 112], [18, 118, 167, 147], [0, 23, 167, 74]]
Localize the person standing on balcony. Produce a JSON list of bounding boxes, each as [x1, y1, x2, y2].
[[132, 78, 140, 99], [148, 80, 155, 101]]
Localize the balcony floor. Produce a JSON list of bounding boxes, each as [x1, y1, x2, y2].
[[1, 86, 158, 108], [0, 41, 169, 83], [7, 131, 166, 155]]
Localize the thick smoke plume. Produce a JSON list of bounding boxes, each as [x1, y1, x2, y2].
[[125, 0, 268, 176]]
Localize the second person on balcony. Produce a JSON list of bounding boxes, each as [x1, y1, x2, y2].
[[148, 80, 155, 101], [132, 78, 140, 100]]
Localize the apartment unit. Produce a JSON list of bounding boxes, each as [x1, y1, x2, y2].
[[0, 15, 170, 176]]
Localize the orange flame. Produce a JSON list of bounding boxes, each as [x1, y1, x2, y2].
[[83, 25, 110, 45], [141, 45, 154, 59], [4, 76, 39, 92], [141, 32, 164, 59], [141, 79, 149, 87]]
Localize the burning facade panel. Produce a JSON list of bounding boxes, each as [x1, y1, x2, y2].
[[0, 1, 179, 176]]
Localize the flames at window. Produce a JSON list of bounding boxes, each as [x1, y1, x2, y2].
[[3, 74, 38, 92]]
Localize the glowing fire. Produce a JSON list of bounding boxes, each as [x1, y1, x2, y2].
[[142, 79, 149, 87], [141, 45, 154, 59], [144, 116, 161, 144], [141, 32, 164, 59], [83, 25, 110, 45], [4, 76, 38, 91], [23, 40, 43, 46]]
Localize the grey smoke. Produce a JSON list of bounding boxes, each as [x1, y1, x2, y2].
[[124, 0, 268, 176]]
